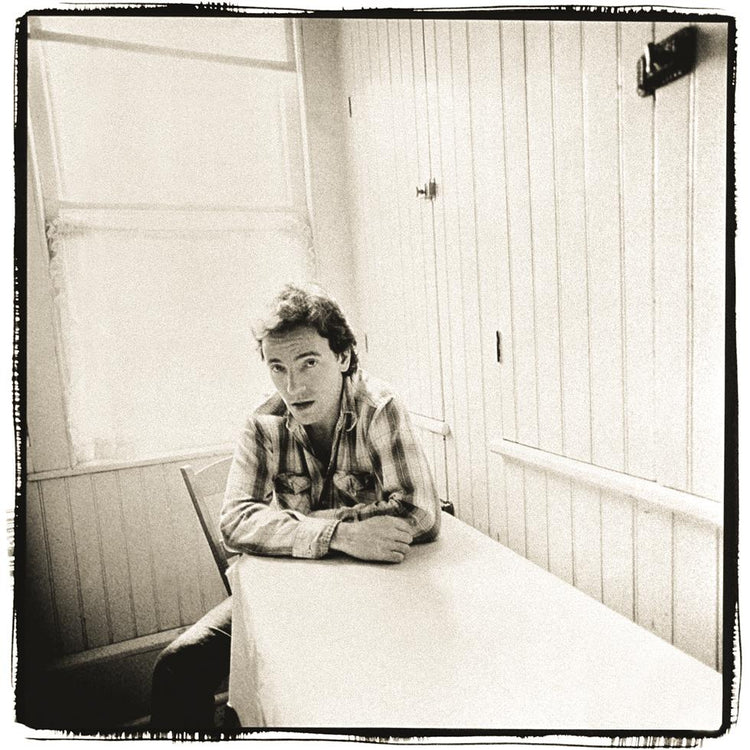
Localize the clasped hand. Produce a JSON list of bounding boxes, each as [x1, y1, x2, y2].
[[330, 515, 414, 563]]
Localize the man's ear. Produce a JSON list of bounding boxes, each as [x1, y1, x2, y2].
[[338, 349, 351, 372]]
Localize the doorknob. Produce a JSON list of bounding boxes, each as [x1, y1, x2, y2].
[[415, 179, 437, 200]]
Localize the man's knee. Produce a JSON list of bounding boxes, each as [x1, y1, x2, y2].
[[153, 636, 204, 686], [153, 641, 182, 686]]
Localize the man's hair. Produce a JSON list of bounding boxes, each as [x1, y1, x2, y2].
[[253, 283, 359, 376]]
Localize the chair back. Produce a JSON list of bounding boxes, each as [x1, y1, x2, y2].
[[180, 456, 234, 595]]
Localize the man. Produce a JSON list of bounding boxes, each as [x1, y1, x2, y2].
[[151, 283, 440, 729]]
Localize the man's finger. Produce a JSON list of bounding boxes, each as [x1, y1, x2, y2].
[[390, 518, 415, 534], [391, 529, 414, 544], [390, 541, 410, 555]]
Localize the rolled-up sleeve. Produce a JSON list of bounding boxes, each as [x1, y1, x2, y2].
[[220, 417, 340, 559], [364, 397, 441, 542]]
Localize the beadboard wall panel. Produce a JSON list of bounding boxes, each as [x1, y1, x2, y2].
[[25, 457, 229, 660], [582, 22, 626, 474], [690, 22, 728, 502], [619, 22, 656, 481], [337, 17, 727, 672], [550, 21, 592, 465], [491, 454, 721, 670], [654, 23, 693, 494], [525, 21, 563, 459]]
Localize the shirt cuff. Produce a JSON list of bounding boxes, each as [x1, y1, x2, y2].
[[291, 517, 341, 559]]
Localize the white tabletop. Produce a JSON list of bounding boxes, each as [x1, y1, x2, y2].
[[227, 512, 723, 730]]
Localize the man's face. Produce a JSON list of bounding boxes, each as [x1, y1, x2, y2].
[[262, 326, 350, 431]]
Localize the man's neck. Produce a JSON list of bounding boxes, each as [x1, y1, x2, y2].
[[306, 423, 335, 468]]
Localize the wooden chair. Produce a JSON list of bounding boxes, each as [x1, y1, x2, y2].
[[180, 456, 234, 596]]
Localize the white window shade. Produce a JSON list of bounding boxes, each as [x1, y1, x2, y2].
[[48, 210, 314, 464], [38, 38, 305, 208], [28, 16, 315, 465]]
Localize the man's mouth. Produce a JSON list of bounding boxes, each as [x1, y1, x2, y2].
[[292, 400, 315, 410]]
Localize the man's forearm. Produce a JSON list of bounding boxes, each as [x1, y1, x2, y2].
[[220, 499, 340, 559]]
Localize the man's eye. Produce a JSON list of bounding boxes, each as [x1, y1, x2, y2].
[[270, 365, 284, 374], [304, 359, 317, 368]]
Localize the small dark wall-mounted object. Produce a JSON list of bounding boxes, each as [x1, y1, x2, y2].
[[637, 26, 698, 97]]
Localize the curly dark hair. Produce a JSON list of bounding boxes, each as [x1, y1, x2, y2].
[[253, 283, 359, 376]]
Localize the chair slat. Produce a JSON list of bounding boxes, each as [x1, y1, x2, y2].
[[180, 459, 233, 596]]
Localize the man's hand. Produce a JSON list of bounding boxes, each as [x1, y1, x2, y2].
[[330, 516, 414, 563]]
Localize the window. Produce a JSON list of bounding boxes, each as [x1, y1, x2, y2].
[[28, 15, 314, 464]]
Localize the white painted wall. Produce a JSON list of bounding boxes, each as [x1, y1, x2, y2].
[[337, 17, 727, 670]]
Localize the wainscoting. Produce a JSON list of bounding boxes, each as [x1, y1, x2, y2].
[[486, 442, 722, 672], [23, 452, 230, 662], [334, 16, 727, 674]]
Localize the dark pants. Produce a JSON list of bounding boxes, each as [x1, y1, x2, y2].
[[150, 596, 233, 729]]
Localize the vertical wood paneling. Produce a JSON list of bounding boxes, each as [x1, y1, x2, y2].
[[390, 19, 422, 417], [635, 503, 673, 643], [118, 468, 160, 636], [673, 515, 719, 668], [362, 20, 388, 381], [691, 22, 727, 502], [486, 450, 508, 546], [347, 20, 375, 375], [424, 19, 459, 513], [504, 461, 526, 556], [549, 21, 591, 463], [524, 21, 563, 455], [90, 473, 137, 643], [407, 19, 445, 423], [546, 474, 573, 584], [571, 484, 602, 601], [619, 23, 656, 481], [467, 20, 511, 445], [354, 20, 379, 375], [600, 491, 635, 619], [334, 18, 727, 672], [65, 475, 110, 648], [450, 20, 489, 534], [162, 463, 206, 626], [524, 466, 548, 570], [40, 479, 85, 653], [582, 23, 625, 472], [24, 481, 59, 658], [654, 21, 691, 493], [431, 433, 448, 504], [500, 20, 538, 448], [466, 20, 509, 543], [141, 464, 182, 630], [433, 20, 474, 527], [378, 20, 410, 403]]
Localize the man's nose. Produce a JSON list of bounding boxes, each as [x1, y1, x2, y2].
[[286, 372, 306, 396]]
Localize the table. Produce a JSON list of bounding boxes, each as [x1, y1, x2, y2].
[[227, 512, 723, 730]]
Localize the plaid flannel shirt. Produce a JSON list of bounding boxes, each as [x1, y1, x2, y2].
[[220, 370, 441, 559]]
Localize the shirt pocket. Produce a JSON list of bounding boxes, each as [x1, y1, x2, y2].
[[273, 472, 312, 513], [332, 470, 378, 506]]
